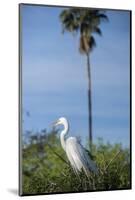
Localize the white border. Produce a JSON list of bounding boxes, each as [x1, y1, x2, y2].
[[0, 0, 134, 199]]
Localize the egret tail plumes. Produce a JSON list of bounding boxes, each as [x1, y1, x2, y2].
[[53, 117, 98, 177]]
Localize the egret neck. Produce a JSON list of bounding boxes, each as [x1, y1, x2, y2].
[[60, 119, 69, 151]]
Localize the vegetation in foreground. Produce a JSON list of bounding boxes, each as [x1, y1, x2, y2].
[[22, 129, 130, 194]]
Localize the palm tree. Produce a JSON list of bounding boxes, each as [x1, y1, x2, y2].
[[59, 8, 108, 148]]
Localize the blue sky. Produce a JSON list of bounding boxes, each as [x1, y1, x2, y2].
[[21, 5, 130, 147]]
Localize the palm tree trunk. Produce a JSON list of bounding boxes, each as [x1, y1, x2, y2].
[[86, 53, 92, 149]]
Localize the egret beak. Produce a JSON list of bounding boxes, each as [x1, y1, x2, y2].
[[52, 119, 60, 127]]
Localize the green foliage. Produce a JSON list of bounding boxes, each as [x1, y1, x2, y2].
[[22, 130, 130, 195]]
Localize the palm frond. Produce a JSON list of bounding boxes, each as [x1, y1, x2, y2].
[[60, 8, 108, 55], [98, 13, 109, 22], [60, 9, 79, 33], [89, 36, 96, 51], [94, 27, 102, 36]]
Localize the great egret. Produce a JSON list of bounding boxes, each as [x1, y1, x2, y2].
[[53, 117, 98, 177]]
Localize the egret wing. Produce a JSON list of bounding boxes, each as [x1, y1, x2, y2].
[[66, 137, 98, 176]]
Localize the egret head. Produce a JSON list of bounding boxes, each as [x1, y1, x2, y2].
[[53, 117, 68, 127]]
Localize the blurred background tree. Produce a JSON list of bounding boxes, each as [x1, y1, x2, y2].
[[59, 8, 108, 148]]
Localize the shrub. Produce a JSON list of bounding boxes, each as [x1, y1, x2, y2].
[[22, 130, 131, 194]]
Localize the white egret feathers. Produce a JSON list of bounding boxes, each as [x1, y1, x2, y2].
[[53, 117, 98, 177]]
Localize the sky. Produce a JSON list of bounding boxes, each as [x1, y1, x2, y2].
[[21, 5, 130, 147]]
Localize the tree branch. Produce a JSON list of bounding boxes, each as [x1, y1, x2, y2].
[[105, 150, 122, 171], [47, 143, 69, 166]]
